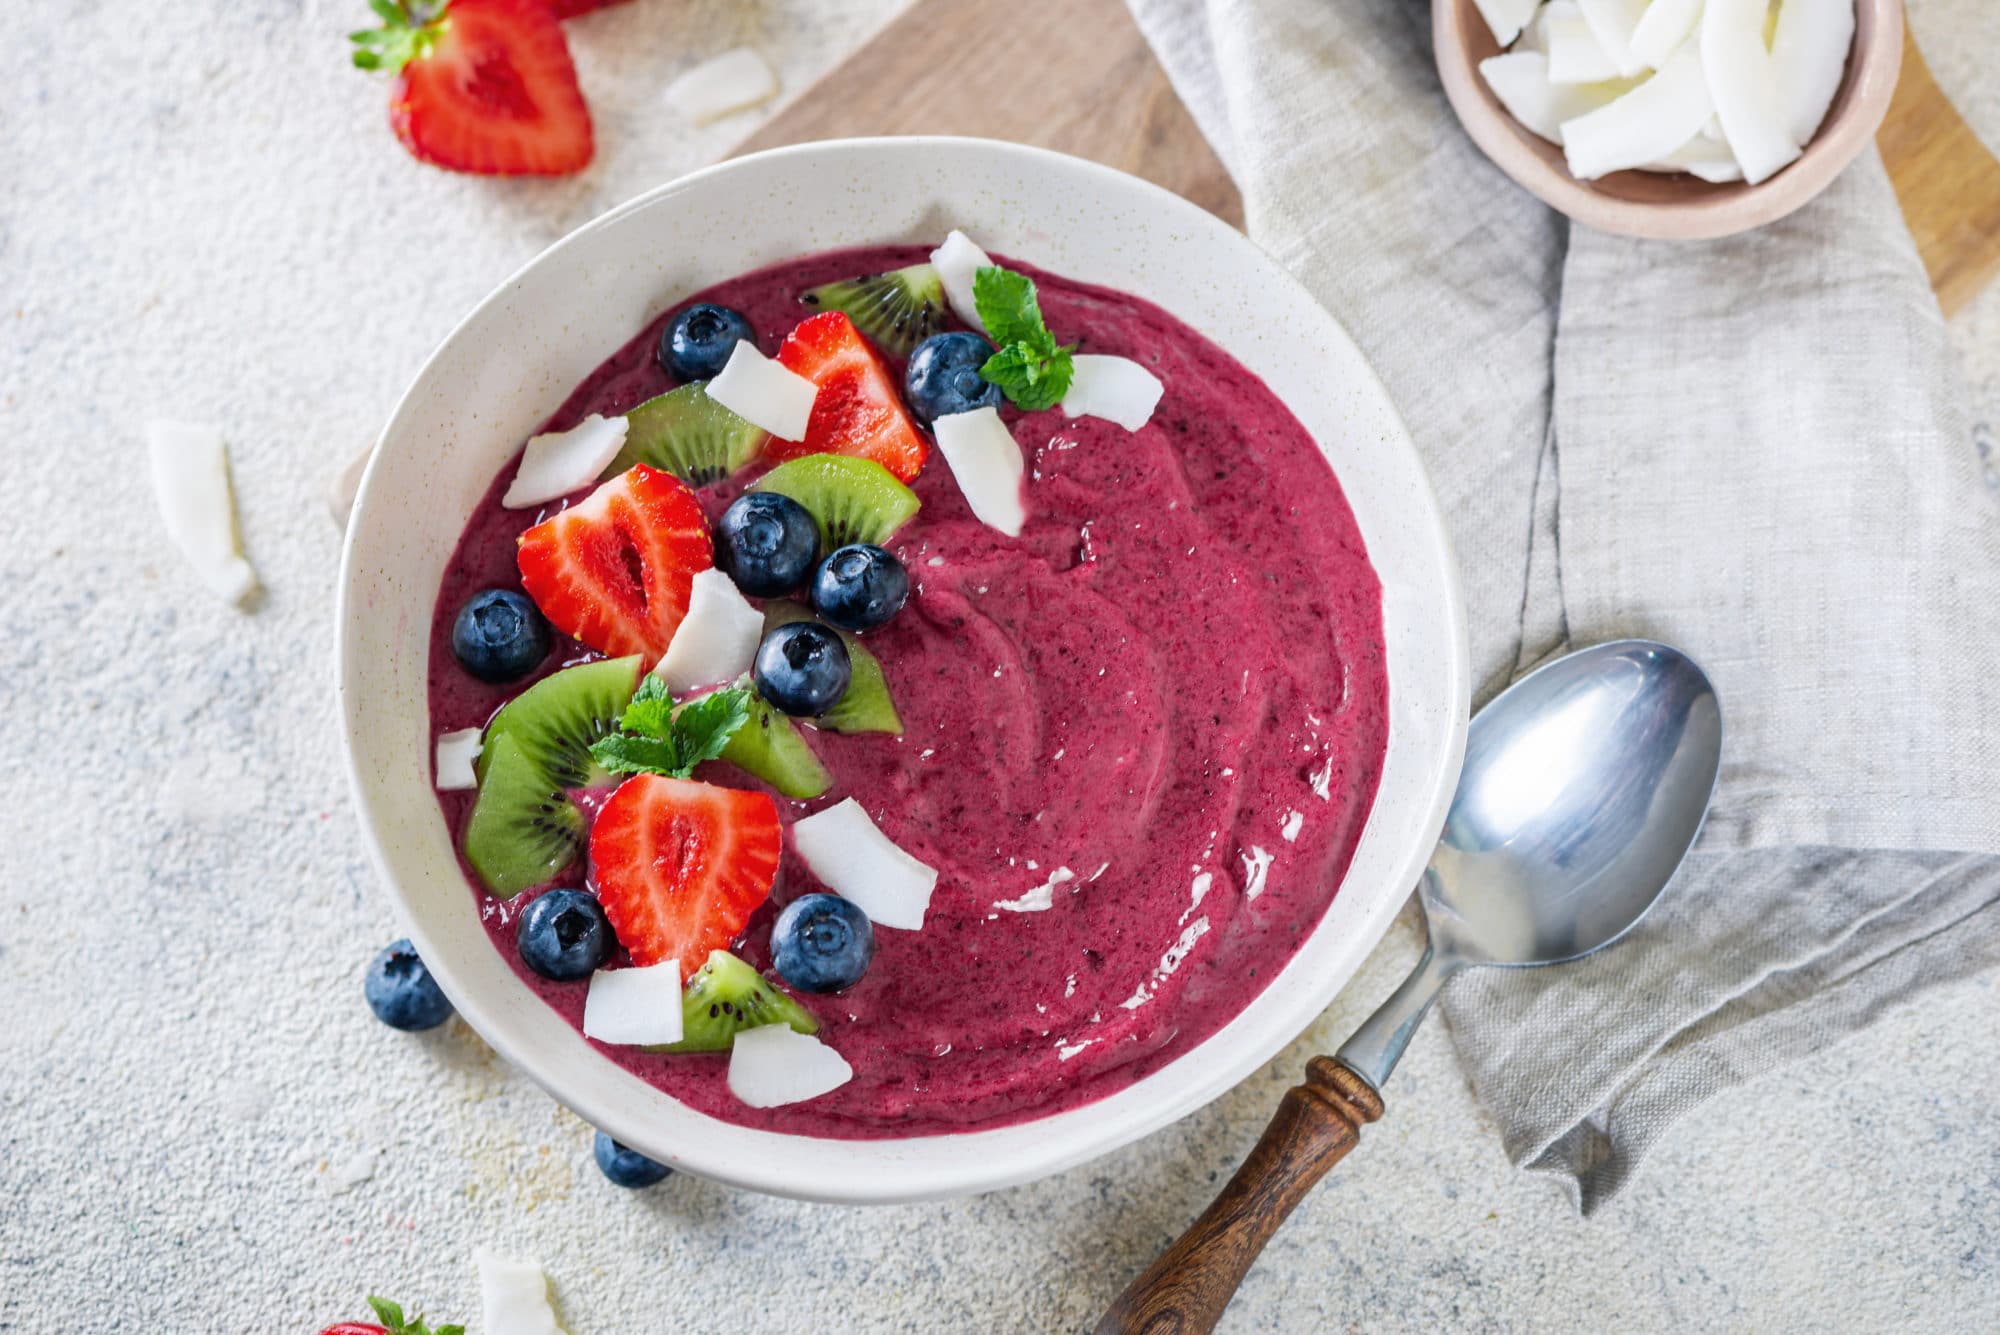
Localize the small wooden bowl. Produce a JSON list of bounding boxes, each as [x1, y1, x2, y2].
[[1433, 0, 1905, 239]]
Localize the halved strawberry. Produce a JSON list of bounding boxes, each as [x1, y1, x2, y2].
[[770, 312, 930, 483], [350, 0, 593, 178], [516, 464, 711, 667], [546, 0, 632, 15], [590, 775, 782, 974]]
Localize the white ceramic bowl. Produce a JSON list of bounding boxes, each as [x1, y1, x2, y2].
[[338, 137, 1469, 1204]]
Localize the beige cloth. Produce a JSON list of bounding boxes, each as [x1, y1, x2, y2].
[[1128, 0, 2000, 1210]]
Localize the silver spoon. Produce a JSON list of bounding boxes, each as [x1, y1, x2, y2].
[[1098, 639, 1722, 1334]]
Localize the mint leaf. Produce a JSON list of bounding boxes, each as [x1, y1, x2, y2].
[[436, 1327, 466, 1335], [671, 688, 753, 770], [620, 673, 675, 740], [972, 265, 1075, 411], [590, 733, 686, 777], [368, 1297, 405, 1330]]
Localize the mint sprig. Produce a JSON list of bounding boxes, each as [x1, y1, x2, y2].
[[588, 678, 750, 779], [366, 1295, 464, 1335], [349, 0, 446, 74], [973, 266, 1076, 412]]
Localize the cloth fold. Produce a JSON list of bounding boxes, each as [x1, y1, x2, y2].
[[1127, 0, 2000, 1210]]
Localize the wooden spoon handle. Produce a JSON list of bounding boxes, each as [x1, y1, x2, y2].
[[1095, 1056, 1384, 1335]]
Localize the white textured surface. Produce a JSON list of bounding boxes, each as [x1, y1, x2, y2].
[[4, 1, 2000, 1332]]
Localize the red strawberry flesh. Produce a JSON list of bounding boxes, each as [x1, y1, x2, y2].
[[390, 0, 594, 177], [770, 311, 930, 482]]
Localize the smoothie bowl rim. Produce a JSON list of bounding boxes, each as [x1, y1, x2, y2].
[[337, 135, 1470, 1204]]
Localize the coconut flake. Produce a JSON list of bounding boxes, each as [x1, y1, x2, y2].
[[1703, 0, 1804, 184], [931, 407, 1026, 537], [1473, 0, 1542, 46], [581, 961, 682, 1047], [1773, 0, 1855, 147], [146, 420, 258, 605], [1061, 355, 1165, 433], [1561, 40, 1715, 180], [502, 414, 629, 509], [707, 340, 817, 442], [653, 568, 763, 693], [664, 47, 779, 125], [1629, 0, 1703, 70], [1480, 52, 1638, 144], [1652, 130, 1747, 182], [435, 727, 484, 790], [1576, 0, 1650, 77], [790, 798, 937, 930], [1541, 2, 1619, 85], [328, 443, 372, 527], [476, 1249, 568, 1335], [929, 230, 993, 335], [728, 1024, 853, 1107]]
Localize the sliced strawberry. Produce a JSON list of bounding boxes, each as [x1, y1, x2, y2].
[[545, 0, 632, 15], [590, 775, 782, 974], [517, 464, 712, 667], [770, 312, 930, 483], [352, 0, 593, 177], [318, 1327, 387, 1335]]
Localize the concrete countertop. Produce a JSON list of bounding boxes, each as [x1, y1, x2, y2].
[[2, 0, 1994, 1329]]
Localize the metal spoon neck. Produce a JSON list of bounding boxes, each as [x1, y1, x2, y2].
[[1332, 940, 1461, 1093]]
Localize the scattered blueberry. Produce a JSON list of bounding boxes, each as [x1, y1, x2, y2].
[[364, 939, 454, 1032], [658, 303, 755, 382], [593, 1130, 673, 1189], [753, 621, 852, 716], [811, 544, 909, 632], [516, 888, 616, 982], [715, 492, 820, 598], [451, 588, 550, 683], [772, 893, 876, 994], [904, 331, 1004, 424]]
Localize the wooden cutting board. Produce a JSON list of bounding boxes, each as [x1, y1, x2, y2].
[[735, 0, 2000, 315]]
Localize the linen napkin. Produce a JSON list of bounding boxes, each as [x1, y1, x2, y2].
[[1126, 0, 2000, 1211]]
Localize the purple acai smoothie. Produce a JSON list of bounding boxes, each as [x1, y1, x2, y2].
[[427, 245, 1387, 1139]]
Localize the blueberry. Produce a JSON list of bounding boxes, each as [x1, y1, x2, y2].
[[659, 303, 755, 382], [364, 939, 454, 1032], [593, 1130, 672, 1189], [772, 893, 876, 994], [451, 588, 550, 683], [516, 889, 615, 982], [715, 492, 820, 598], [753, 621, 851, 716], [904, 331, 1004, 424], [811, 544, 909, 632]]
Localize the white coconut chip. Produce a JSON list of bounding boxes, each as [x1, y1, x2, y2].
[[1561, 39, 1715, 180], [1540, 2, 1619, 85], [931, 406, 1026, 537], [502, 414, 628, 510], [1575, 0, 1650, 77], [1629, 0, 1704, 71], [1481, 51, 1638, 145], [653, 568, 764, 694], [328, 442, 372, 527], [146, 420, 258, 605], [1773, 0, 1855, 147], [1473, 0, 1542, 46], [728, 1024, 853, 1108], [664, 47, 779, 125], [1703, 0, 1804, 184], [581, 961, 683, 1047], [790, 798, 938, 930], [434, 727, 484, 791], [929, 230, 993, 335], [707, 340, 817, 442], [476, 1249, 568, 1335], [1652, 131, 1748, 182], [1061, 354, 1165, 433]]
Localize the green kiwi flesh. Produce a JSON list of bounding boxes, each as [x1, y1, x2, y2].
[[605, 382, 769, 486], [651, 950, 818, 1053], [476, 655, 641, 790], [679, 681, 832, 800], [762, 604, 905, 736], [801, 263, 948, 356], [462, 732, 587, 898], [748, 454, 919, 549]]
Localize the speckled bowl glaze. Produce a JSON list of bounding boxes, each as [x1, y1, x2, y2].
[[337, 137, 1469, 1203]]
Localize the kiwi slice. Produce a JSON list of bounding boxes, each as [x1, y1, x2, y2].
[[749, 454, 920, 549], [681, 681, 832, 799], [763, 604, 905, 736], [605, 382, 769, 486], [650, 950, 818, 1053], [801, 263, 947, 356], [462, 732, 587, 899], [476, 655, 642, 790]]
